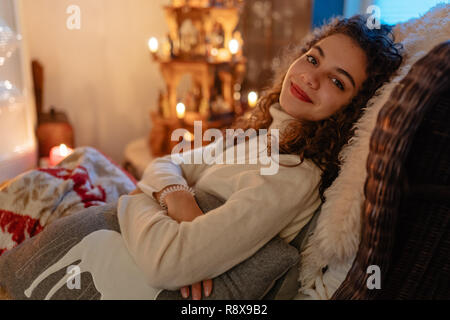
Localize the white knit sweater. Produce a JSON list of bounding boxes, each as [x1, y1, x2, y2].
[[117, 104, 322, 290]]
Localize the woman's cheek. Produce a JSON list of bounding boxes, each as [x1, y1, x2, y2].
[[295, 61, 309, 74], [319, 86, 333, 106], [316, 88, 339, 118]]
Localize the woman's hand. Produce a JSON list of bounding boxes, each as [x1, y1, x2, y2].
[[155, 186, 213, 299], [132, 185, 211, 297], [155, 185, 203, 223], [180, 279, 213, 300]]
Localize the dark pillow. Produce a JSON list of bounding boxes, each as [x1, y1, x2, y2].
[[262, 206, 321, 300], [0, 189, 300, 300]]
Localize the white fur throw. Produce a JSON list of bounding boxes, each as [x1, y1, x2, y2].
[[297, 3, 450, 300]]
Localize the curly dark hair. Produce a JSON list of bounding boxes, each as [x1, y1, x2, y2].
[[231, 14, 403, 201]]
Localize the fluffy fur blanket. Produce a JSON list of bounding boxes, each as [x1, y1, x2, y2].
[[298, 3, 450, 299], [0, 147, 136, 256]]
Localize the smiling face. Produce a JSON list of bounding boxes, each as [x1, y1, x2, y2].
[[279, 33, 368, 121]]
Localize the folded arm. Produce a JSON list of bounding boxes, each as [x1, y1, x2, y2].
[[118, 167, 319, 290]]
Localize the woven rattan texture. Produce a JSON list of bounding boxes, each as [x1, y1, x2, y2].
[[332, 41, 450, 299]]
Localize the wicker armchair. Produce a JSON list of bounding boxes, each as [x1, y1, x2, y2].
[[332, 41, 450, 299]]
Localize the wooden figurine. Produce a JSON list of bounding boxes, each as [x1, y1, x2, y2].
[[148, 0, 246, 157]]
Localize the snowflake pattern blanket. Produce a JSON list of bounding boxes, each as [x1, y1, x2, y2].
[[0, 147, 137, 256]]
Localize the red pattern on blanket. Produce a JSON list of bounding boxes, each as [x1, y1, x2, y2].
[[38, 166, 107, 208], [0, 210, 44, 256], [0, 147, 137, 257]]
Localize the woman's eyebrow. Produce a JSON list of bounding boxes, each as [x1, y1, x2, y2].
[[336, 68, 356, 88], [312, 45, 325, 57], [313, 45, 356, 88]]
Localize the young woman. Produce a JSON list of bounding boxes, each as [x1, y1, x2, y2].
[[120, 15, 403, 300]]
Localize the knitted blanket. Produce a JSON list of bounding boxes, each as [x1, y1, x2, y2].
[[0, 147, 136, 256]]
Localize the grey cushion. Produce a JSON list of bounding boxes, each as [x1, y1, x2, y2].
[[262, 206, 321, 300], [0, 189, 300, 300]]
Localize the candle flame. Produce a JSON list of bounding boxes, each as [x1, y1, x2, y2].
[[60, 144, 69, 156], [148, 37, 159, 53], [228, 39, 239, 54], [176, 103, 186, 119], [248, 91, 258, 107]]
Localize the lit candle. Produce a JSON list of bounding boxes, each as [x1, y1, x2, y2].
[[228, 39, 239, 55], [176, 102, 186, 119], [148, 37, 159, 53], [248, 91, 258, 108], [49, 144, 74, 166]]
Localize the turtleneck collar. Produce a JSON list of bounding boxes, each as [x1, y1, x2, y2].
[[268, 103, 297, 133]]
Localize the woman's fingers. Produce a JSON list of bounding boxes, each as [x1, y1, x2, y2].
[[191, 282, 202, 300], [180, 286, 189, 298], [203, 279, 213, 297], [180, 280, 212, 300]]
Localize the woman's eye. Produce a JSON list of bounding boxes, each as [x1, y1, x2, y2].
[[306, 55, 317, 65], [332, 78, 344, 91]]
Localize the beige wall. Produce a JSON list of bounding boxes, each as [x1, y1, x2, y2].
[[0, 0, 38, 181], [21, 0, 169, 163]]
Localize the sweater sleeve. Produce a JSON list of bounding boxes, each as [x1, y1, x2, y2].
[[137, 138, 223, 200], [117, 165, 320, 290]]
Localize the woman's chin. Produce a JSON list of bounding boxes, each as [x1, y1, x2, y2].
[[280, 98, 307, 120]]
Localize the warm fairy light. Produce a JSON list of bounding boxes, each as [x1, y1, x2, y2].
[[228, 39, 239, 54], [248, 91, 258, 107], [217, 48, 231, 61], [176, 102, 186, 119], [210, 48, 218, 56], [183, 131, 194, 142], [148, 37, 159, 53], [4, 80, 12, 90]]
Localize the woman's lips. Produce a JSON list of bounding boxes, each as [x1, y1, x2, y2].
[[290, 82, 313, 103]]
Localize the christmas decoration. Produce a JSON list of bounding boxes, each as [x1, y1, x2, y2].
[[147, 0, 246, 157]]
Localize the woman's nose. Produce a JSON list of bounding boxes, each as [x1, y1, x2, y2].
[[300, 73, 320, 90]]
